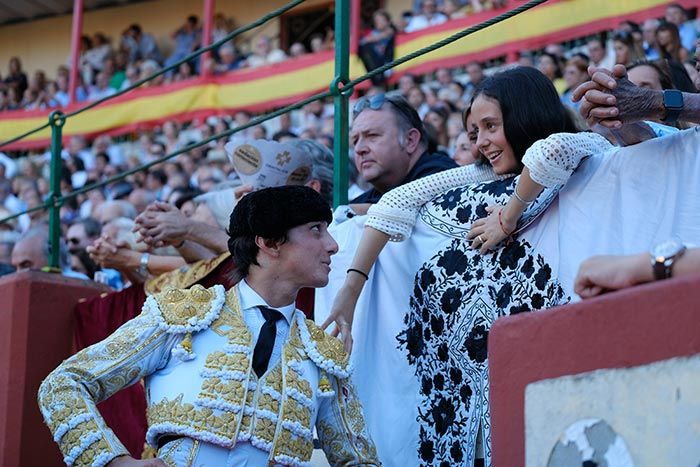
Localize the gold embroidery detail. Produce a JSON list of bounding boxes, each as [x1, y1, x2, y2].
[[155, 285, 216, 326], [253, 417, 276, 443], [305, 319, 350, 369], [148, 395, 238, 443], [74, 437, 112, 466], [283, 398, 311, 427], [286, 367, 312, 400], [318, 372, 332, 393], [258, 393, 280, 413], [204, 351, 249, 372], [145, 252, 231, 295], [274, 428, 314, 461], [199, 378, 247, 404]]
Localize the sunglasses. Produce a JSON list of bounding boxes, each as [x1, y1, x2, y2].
[[67, 237, 81, 246], [353, 93, 423, 132]]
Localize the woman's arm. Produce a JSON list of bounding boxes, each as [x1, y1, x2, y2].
[[365, 162, 502, 241], [322, 227, 389, 352], [468, 132, 613, 252]]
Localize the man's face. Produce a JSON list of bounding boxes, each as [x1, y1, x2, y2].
[[66, 223, 92, 252], [11, 236, 47, 271], [277, 221, 338, 288], [665, 6, 684, 26], [422, 0, 437, 15], [350, 107, 411, 193], [628, 65, 663, 91], [467, 63, 483, 84]]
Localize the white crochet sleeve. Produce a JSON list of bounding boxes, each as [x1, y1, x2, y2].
[[365, 163, 505, 241], [522, 132, 612, 188]]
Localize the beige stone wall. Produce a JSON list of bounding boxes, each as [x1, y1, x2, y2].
[[0, 0, 328, 78]]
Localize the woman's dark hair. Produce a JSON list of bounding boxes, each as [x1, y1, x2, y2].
[[472, 66, 579, 163]]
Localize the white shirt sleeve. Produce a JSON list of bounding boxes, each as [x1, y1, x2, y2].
[[365, 162, 504, 241], [521, 132, 612, 188]]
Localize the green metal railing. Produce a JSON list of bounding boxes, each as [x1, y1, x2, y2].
[[0, 0, 549, 270]]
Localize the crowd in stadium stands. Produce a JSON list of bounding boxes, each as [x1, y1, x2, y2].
[[0, 1, 698, 285]]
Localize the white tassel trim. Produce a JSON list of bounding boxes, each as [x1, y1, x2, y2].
[[274, 453, 312, 467], [254, 408, 278, 423], [146, 424, 232, 448], [296, 314, 352, 379], [194, 397, 243, 414], [281, 419, 313, 440], [250, 435, 273, 452], [93, 452, 120, 467], [223, 343, 252, 355], [54, 412, 92, 443], [285, 387, 314, 408], [150, 284, 225, 334], [200, 367, 247, 381], [260, 385, 282, 401], [171, 344, 196, 362], [316, 388, 335, 398], [63, 431, 101, 465]]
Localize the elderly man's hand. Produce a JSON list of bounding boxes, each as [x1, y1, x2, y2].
[[573, 65, 664, 129], [135, 202, 191, 248], [87, 235, 139, 270]]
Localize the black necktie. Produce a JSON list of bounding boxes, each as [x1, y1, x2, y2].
[[252, 306, 283, 377]]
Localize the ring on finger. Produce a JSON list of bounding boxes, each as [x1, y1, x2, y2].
[[477, 235, 485, 243]]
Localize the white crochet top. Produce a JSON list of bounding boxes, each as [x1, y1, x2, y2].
[[366, 132, 612, 241]]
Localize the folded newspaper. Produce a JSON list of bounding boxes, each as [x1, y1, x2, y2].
[[224, 139, 313, 190]]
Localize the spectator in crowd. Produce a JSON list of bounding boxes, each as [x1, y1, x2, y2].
[[665, 3, 698, 52], [4, 57, 28, 101], [406, 85, 430, 118], [613, 30, 646, 65], [464, 60, 485, 102], [11, 226, 87, 278], [88, 71, 116, 101], [288, 42, 308, 58], [246, 35, 287, 68], [404, 0, 448, 33], [538, 51, 567, 94], [642, 18, 661, 59], [84, 32, 113, 79], [349, 93, 457, 204], [358, 9, 396, 85], [121, 23, 163, 64], [442, 0, 466, 19], [423, 105, 450, 150], [452, 105, 479, 166], [561, 54, 590, 109], [656, 21, 689, 63], [626, 59, 674, 93], [587, 37, 615, 70], [165, 15, 202, 72], [214, 43, 243, 73]]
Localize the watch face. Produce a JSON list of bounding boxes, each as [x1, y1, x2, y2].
[[652, 239, 684, 259], [663, 89, 684, 110]]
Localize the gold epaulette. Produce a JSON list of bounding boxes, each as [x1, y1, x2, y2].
[[149, 284, 226, 333], [145, 252, 231, 295], [300, 319, 352, 379]]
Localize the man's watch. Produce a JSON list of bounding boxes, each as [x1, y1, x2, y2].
[[650, 239, 686, 280], [661, 89, 684, 123], [138, 252, 150, 276]]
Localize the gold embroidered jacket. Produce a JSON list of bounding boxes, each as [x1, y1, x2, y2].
[[38, 284, 379, 467]]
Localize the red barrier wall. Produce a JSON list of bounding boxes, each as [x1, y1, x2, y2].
[[489, 274, 700, 466], [0, 271, 106, 467]]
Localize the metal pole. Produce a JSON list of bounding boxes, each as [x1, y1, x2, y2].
[[68, 0, 84, 105], [201, 0, 216, 76], [48, 111, 66, 271], [332, 0, 351, 207]]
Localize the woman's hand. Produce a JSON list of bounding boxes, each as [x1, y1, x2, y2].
[[467, 205, 515, 254], [321, 279, 363, 353]]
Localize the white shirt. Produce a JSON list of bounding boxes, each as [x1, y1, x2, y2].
[[404, 13, 448, 33], [237, 279, 296, 376]]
